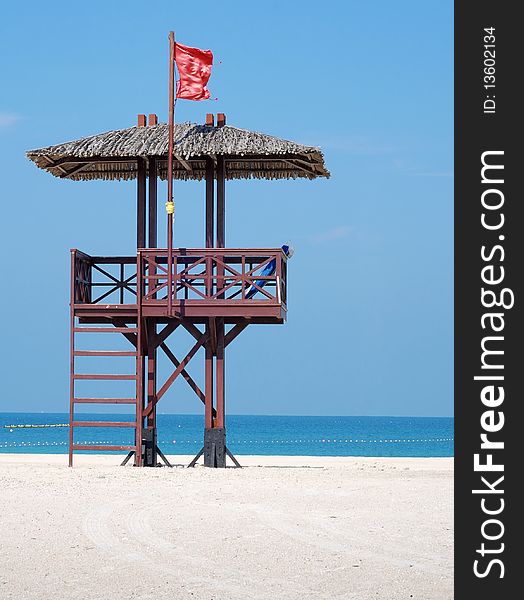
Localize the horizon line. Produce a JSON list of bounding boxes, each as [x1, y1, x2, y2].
[[1, 411, 454, 419]]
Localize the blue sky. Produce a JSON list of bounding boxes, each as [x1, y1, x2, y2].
[[0, 0, 453, 416]]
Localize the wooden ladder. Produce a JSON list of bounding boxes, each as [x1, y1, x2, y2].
[[69, 323, 143, 466]]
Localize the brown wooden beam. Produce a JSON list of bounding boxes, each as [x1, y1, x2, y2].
[[111, 320, 138, 348], [215, 318, 225, 429], [209, 316, 217, 355], [216, 156, 225, 248], [180, 321, 205, 342], [146, 321, 157, 429], [152, 321, 180, 348], [73, 445, 136, 452], [205, 156, 214, 248], [205, 322, 214, 429], [45, 157, 139, 167], [147, 332, 207, 411], [282, 159, 318, 177], [174, 154, 193, 172], [216, 156, 225, 302], [224, 319, 250, 347], [148, 157, 157, 248], [159, 342, 212, 414], [44, 152, 321, 168], [60, 163, 90, 178], [137, 158, 147, 249]]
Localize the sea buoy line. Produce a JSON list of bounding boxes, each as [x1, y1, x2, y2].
[[0, 437, 454, 449], [3, 423, 69, 429], [167, 438, 454, 444]]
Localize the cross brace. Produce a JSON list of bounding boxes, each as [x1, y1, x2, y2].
[[104, 317, 250, 467]]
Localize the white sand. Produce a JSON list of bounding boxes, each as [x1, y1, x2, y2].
[[0, 454, 453, 600]]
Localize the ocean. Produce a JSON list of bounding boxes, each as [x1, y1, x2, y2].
[[0, 413, 453, 457]]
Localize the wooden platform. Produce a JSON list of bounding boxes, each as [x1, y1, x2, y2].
[[71, 247, 288, 323]]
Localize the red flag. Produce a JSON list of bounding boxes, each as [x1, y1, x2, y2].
[[175, 42, 213, 100]]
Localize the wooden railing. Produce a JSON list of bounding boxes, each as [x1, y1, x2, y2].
[[140, 248, 287, 305], [71, 248, 288, 307], [71, 250, 137, 305]]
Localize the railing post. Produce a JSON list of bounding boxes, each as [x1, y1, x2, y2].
[[119, 262, 125, 304], [217, 251, 225, 299], [136, 251, 143, 305], [144, 252, 157, 300], [173, 252, 177, 302], [283, 254, 287, 305], [241, 254, 246, 300], [275, 250, 282, 303], [205, 254, 212, 298], [70, 249, 77, 304], [87, 258, 92, 304]]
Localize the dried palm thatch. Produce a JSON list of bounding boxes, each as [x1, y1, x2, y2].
[[26, 122, 329, 181]]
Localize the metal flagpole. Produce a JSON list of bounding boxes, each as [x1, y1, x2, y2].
[[166, 31, 175, 315]]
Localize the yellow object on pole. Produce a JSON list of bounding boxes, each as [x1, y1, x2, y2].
[[165, 200, 175, 215]]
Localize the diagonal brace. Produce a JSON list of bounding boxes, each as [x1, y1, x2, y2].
[[145, 333, 207, 416], [112, 320, 137, 348], [181, 321, 205, 342], [159, 342, 215, 417], [152, 321, 180, 349], [224, 319, 250, 348]]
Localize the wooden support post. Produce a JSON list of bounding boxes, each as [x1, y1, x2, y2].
[[146, 321, 157, 431], [147, 157, 158, 300], [135, 254, 144, 467], [143, 426, 157, 467], [216, 155, 225, 299], [148, 157, 157, 248], [137, 158, 147, 249], [205, 157, 214, 248], [215, 318, 225, 429], [201, 113, 229, 467], [216, 156, 225, 248], [135, 347, 144, 467], [204, 427, 226, 468], [205, 322, 214, 430]]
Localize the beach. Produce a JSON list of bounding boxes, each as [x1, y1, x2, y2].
[[0, 455, 453, 600]]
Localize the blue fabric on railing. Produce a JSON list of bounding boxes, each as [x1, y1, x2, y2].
[[245, 260, 276, 299], [245, 244, 293, 299]]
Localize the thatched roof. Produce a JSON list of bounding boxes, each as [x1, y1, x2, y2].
[[26, 122, 329, 181]]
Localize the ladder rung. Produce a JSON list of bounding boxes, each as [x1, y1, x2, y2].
[[73, 374, 137, 380], [74, 350, 137, 357], [72, 421, 136, 428], [73, 327, 138, 333], [73, 398, 137, 404], [72, 444, 137, 452]]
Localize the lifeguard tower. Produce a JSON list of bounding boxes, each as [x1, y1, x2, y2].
[[27, 57, 329, 469]]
